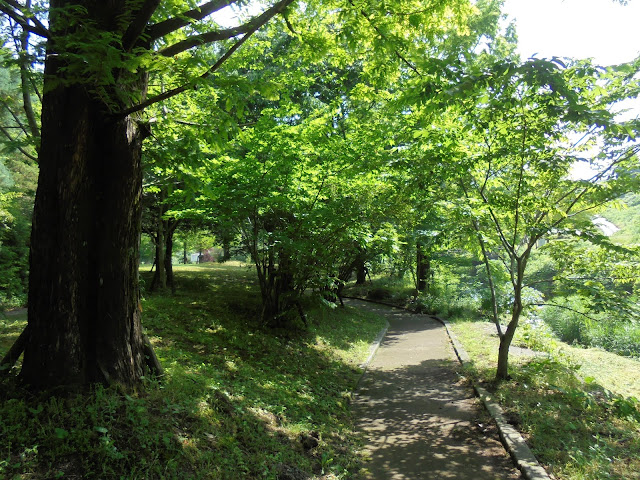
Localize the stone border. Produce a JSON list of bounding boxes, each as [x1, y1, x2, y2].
[[359, 320, 389, 372], [345, 296, 551, 479], [433, 315, 552, 480]]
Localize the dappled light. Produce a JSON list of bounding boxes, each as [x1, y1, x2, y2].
[[1, 0, 639, 478], [349, 300, 521, 479]]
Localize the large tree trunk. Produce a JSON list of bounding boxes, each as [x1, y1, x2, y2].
[[20, 2, 148, 390]]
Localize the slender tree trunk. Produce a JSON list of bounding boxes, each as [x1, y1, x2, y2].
[[183, 238, 188, 264], [473, 220, 502, 334], [496, 260, 526, 381], [151, 203, 167, 292], [416, 242, 430, 292], [222, 235, 231, 262], [496, 305, 521, 381], [355, 248, 367, 285], [165, 222, 176, 294]]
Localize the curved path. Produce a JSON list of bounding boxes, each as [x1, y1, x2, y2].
[[348, 299, 522, 480]]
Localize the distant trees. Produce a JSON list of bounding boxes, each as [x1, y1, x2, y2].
[[0, 45, 38, 308]]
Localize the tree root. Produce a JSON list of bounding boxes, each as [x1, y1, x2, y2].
[[142, 333, 164, 377], [0, 325, 28, 375]]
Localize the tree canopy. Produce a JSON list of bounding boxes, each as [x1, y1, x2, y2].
[[0, 0, 638, 387]]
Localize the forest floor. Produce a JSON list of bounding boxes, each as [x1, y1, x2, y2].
[[1, 264, 392, 479], [347, 299, 522, 480]]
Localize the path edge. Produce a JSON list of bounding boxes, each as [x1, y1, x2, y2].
[[356, 318, 388, 390], [433, 314, 552, 480]]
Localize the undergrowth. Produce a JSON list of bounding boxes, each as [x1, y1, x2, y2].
[[448, 315, 640, 480], [0, 264, 387, 479]]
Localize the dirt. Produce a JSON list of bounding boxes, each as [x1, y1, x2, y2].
[[348, 299, 523, 480]]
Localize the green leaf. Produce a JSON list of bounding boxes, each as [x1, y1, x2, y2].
[[54, 428, 69, 439]]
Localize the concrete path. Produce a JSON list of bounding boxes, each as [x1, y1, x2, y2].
[[348, 299, 522, 480]]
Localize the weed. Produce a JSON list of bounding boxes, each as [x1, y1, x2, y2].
[[0, 264, 387, 479], [448, 317, 640, 480]]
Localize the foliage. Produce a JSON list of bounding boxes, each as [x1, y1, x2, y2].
[[0, 264, 387, 479], [0, 58, 38, 308], [540, 296, 640, 358], [600, 193, 640, 245], [448, 316, 640, 480]]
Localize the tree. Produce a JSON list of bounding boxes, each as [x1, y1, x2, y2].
[[0, 0, 294, 389], [450, 58, 640, 380]]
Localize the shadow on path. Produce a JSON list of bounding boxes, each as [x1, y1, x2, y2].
[[348, 299, 522, 480]]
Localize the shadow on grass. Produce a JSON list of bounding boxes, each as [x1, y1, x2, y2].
[[0, 264, 387, 479], [461, 349, 640, 480]]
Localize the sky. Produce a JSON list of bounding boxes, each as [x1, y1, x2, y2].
[[502, 0, 640, 65], [504, 0, 640, 121], [501, 0, 640, 177]]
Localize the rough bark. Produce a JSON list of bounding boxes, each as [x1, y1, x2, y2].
[[20, 1, 147, 389]]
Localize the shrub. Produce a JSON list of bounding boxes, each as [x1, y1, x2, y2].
[[539, 296, 592, 345], [366, 287, 393, 301]]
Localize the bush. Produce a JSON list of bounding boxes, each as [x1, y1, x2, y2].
[[541, 295, 640, 358], [412, 293, 448, 315], [588, 321, 640, 358], [366, 287, 393, 301], [539, 296, 592, 345]]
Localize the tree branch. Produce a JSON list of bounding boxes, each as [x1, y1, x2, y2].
[[1, 101, 30, 136], [116, 0, 294, 118], [11, 13, 40, 146], [0, 0, 49, 38], [121, 0, 162, 51], [530, 302, 600, 323], [159, 23, 253, 57], [159, 0, 291, 57], [147, 0, 236, 41], [347, 0, 422, 77], [0, 124, 37, 161]]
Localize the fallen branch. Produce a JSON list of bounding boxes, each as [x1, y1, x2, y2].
[[142, 333, 164, 377]]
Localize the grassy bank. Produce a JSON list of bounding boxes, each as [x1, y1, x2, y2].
[[448, 315, 640, 480], [0, 264, 387, 479]]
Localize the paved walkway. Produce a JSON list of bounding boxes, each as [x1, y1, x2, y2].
[[348, 299, 522, 480]]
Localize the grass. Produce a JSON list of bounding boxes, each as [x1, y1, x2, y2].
[[447, 314, 640, 480], [0, 263, 387, 479], [342, 274, 417, 309]]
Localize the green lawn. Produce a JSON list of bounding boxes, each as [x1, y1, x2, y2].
[[0, 263, 387, 479]]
